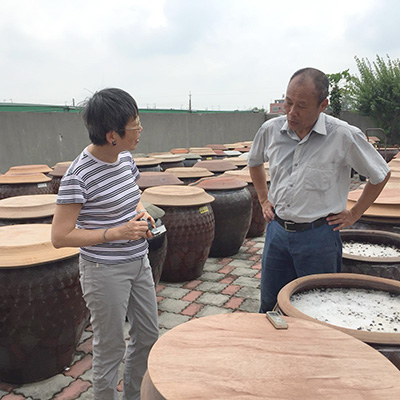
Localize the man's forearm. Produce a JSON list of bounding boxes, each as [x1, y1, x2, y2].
[[248, 165, 269, 205]]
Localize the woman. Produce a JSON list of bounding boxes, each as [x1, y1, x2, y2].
[[51, 88, 159, 400]]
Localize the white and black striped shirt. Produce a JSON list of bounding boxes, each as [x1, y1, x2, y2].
[[57, 147, 148, 264]]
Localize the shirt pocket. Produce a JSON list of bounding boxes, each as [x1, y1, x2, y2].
[[303, 165, 333, 191]]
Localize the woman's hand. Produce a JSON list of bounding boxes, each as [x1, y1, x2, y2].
[[116, 212, 153, 241]]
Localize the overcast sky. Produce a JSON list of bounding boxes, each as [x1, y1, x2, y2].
[[1, 0, 399, 111]]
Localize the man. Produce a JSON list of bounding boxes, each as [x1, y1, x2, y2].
[[248, 67, 391, 312]]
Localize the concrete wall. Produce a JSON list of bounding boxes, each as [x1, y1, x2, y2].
[[0, 111, 267, 173], [0, 109, 377, 173]]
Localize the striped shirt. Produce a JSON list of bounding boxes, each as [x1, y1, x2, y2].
[[56, 147, 148, 264]]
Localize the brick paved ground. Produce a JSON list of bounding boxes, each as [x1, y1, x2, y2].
[[0, 177, 363, 400]]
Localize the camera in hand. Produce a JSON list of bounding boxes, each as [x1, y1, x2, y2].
[[139, 218, 165, 237]]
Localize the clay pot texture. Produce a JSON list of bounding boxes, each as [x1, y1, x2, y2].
[[147, 221, 167, 286], [0, 181, 53, 200], [206, 187, 252, 257], [340, 229, 400, 281], [246, 184, 267, 237], [0, 256, 89, 384], [160, 205, 215, 282]]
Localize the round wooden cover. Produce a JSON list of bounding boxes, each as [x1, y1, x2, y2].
[[142, 313, 400, 400], [136, 172, 184, 189], [164, 167, 214, 178], [194, 160, 237, 172], [6, 164, 52, 174], [191, 176, 247, 190], [0, 224, 79, 268], [346, 200, 400, 217], [0, 172, 51, 184], [52, 161, 73, 168], [151, 154, 185, 163], [189, 147, 217, 156], [224, 169, 270, 183], [170, 148, 189, 154], [348, 187, 400, 205], [182, 153, 202, 160], [0, 194, 57, 218], [141, 185, 214, 206], [223, 150, 243, 157], [205, 144, 228, 151], [134, 157, 161, 166], [48, 163, 70, 177], [226, 156, 248, 167]]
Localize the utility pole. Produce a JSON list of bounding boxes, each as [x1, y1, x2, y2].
[[189, 91, 192, 112]]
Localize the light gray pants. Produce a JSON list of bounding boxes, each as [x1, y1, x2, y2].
[[79, 255, 159, 400]]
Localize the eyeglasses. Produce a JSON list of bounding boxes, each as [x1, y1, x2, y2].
[[124, 121, 142, 132]]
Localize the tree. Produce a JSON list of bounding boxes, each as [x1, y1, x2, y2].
[[350, 55, 400, 144], [326, 69, 352, 118]]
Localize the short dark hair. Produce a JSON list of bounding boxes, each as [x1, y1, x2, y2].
[[82, 88, 139, 145], [289, 68, 329, 104]]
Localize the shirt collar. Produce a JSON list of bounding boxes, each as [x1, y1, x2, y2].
[[280, 113, 327, 136]]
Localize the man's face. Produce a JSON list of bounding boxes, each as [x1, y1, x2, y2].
[[283, 76, 327, 139]]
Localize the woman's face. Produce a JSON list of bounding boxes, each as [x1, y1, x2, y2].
[[120, 117, 143, 151]]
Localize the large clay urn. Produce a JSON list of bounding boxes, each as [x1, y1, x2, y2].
[[346, 187, 400, 233], [0, 173, 53, 200], [0, 194, 57, 226], [192, 176, 252, 257], [141, 185, 215, 282], [48, 161, 72, 194], [181, 153, 202, 167], [340, 229, 400, 281], [194, 160, 237, 176], [134, 157, 162, 172], [224, 169, 269, 237], [276, 273, 400, 369], [0, 224, 89, 384], [136, 172, 184, 190], [164, 167, 214, 185]]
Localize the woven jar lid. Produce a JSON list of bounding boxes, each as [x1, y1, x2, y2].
[[134, 157, 161, 166], [165, 167, 214, 178], [136, 172, 184, 189], [0, 172, 51, 184], [151, 154, 185, 163], [0, 224, 79, 268], [0, 194, 57, 218], [6, 164, 52, 174], [194, 160, 237, 173], [191, 176, 247, 190], [141, 185, 215, 206]]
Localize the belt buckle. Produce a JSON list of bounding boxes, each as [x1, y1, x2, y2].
[[284, 221, 296, 232]]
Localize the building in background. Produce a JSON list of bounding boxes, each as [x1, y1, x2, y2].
[[269, 99, 285, 114]]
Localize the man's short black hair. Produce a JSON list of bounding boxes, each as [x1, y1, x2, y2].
[[290, 67, 329, 105], [82, 88, 139, 145]]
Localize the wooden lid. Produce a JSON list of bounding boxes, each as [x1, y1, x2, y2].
[[182, 153, 202, 160], [189, 147, 217, 156], [0, 194, 57, 218], [52, 161, 73, 168], [136, 172, 184, 189], [0, 224, 79, 268], [194, 160, 238, 172], [170, 148, 189, 154], [0, 172, 51, 184], [141, 185, 214, 206], [205, 144, 228, 151], [224, 169, 270, 183], [223, 150, 243, 157], [191, 176, 247, 190], [151, 154, 185, 163], [147, 152, 173, 157], [6, 164, 52, 174], [226, 156, 248, 167], [48, 163, 71, 178], [164, 167, 214, 178], [348, 187, 400, 205], [346, 200, 400, 217], [143, 313, 400, 400], [134, 157, 161, 166], [277, 273, 400, 346]]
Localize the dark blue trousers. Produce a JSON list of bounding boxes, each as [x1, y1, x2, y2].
[[260, 219, 342, 312]]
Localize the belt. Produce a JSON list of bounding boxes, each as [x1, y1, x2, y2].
[[274, 214, 328, 232]]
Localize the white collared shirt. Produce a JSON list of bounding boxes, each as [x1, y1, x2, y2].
[[247, 113, 390, 223]]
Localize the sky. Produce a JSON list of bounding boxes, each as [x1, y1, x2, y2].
[[1, 0, 399, 111]]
